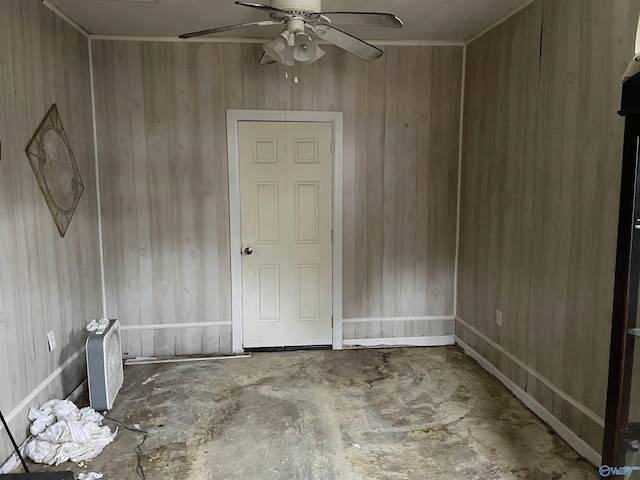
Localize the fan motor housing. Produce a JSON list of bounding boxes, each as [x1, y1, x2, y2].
[[271, 0, 321, 13]]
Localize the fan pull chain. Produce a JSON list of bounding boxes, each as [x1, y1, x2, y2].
[[283, 46, 293, 193], [283, 73, 298, 83]]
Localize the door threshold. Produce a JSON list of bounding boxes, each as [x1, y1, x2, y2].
[[244, 345, 332, 353]]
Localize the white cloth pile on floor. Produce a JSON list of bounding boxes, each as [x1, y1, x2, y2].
[[78, 473, 103, 480], [25, 399, 117, 465]]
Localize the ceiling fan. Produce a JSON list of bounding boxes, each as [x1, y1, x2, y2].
[[179, 0, 403, 66]]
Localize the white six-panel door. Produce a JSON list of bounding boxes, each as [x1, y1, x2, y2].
[[239, 121, 333, 348]]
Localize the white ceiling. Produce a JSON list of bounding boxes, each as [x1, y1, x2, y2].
[[47, 0, 529, 42]]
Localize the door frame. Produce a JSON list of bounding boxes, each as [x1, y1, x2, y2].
[[226, 109, 344, 353]]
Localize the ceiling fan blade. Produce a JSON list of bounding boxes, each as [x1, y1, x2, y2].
[[309, 24, 382, 61], [259, 52, 277, 64], [316, 12, 403, 28], [235, 1, 294, 20], [179, 20, 284, 39]]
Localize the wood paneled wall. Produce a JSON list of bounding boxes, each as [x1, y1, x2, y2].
[[0, 0, 101, 464], [91, 42, 462, 355], [458, 0, 640, 454]]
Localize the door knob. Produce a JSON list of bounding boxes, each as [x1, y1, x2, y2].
[[243, 246, 253, 255]]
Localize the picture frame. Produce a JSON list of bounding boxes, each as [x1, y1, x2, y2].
[[25, 104, 84, 237]]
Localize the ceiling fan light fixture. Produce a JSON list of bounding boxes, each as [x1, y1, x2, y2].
[[263, 32, 295, 66], [296, 43, 325, 64], [292, 31, 325, 64]]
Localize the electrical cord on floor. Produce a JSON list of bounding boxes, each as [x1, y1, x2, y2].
[[103, 414, 148, 480]]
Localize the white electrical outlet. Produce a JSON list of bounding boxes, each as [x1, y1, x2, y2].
[[496, 309, 503, 327], [47, 331, 56, 352]]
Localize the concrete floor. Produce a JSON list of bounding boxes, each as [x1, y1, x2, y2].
[[24, 346, 598, 479]]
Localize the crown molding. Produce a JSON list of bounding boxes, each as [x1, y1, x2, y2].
[[42, 0, 90, 37], [89, 34, 464, 46], [43, 0, 535, 48], [465, 0, 536, 45]]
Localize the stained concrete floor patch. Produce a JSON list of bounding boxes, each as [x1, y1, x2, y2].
[[22, 347, 599, 479]]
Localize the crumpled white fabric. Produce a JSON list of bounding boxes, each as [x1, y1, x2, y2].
[[25, 400, 117, 465], [78, 472, 103, 480]]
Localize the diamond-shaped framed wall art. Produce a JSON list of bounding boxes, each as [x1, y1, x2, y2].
[[25, 104, 84, 237]]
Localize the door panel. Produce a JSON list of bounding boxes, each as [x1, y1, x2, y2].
[[295, 182, 320, 243], [239, 121, 333, 348], [255, 183, 279, 243], [297, 264, 319, 321], [257, 265, 280, 322]]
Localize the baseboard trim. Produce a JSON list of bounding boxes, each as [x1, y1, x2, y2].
[[0, 434, 29, 474], [120, 321, 232, 331], [124, 354, 251, 365], [0, 378, 88, 474], [2, 346, 86, 426], [342, 335, 455, 348], [455, 316, 604, 428], [455, 336, 602, 467], [342, 316, 455, 324]]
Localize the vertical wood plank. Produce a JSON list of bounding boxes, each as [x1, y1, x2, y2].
[[458, 0, 640, 454], [0, 0, 101, 462], [94, 41, 463, 353]]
